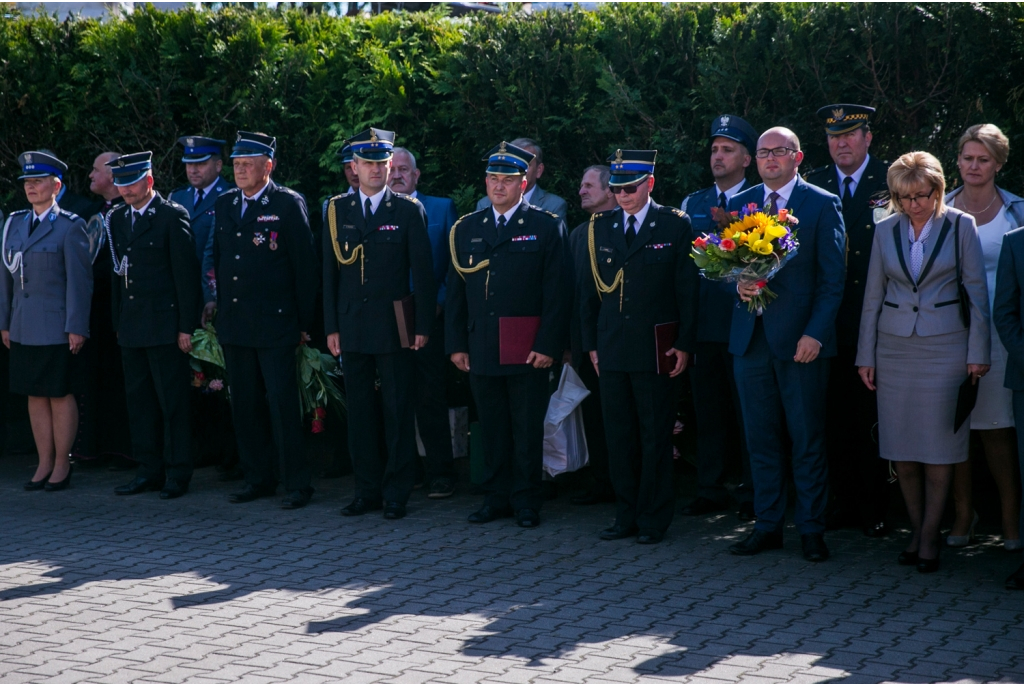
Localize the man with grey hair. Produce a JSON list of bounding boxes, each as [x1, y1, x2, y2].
[[388, 146, 459, 498], [475, 137, 568, 220]]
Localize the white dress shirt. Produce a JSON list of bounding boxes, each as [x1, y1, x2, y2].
[[358, 187, 387, 216], [622, 197, 652, 234], [715, 179, 746, 205], [492, 198, 526, 226], [762, 174, 800, 210], [837, 154, 871, 198]]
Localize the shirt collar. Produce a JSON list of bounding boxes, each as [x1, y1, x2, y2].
[[622, 197, 652, 230], [33, 201, 57, 222], [132, 194, 156, 217], [763, 174, 799, 208], [715, 179, 746, 203], [197, 177, 220, 200], [358, 186, 387, 214], [410, 190, 419, 199], [523, 185, 537, 206], [242, 180, 271, 204], [838, 154, 871, 188], [493, 198, 526, 226]]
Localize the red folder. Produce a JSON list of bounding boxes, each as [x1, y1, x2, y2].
[[393, 295, 416, 348], [499, 316, 541, 365], [655, 321, 680, 375]]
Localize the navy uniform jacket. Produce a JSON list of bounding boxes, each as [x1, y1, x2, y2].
[[169, 177, 234, 304], [681, 181, 750, 344], [804, 155, 889, 345], [212, 180, 318, 348], [322, 187, 437, 354], [727, 178, 846, 360], [417, 193, 458, 307], [108, 193, 202, 348], [0, 205, 93, 345], [446, 202, 570, 376], [994, 226, 1024, 391], [578, 201, 699, 373]]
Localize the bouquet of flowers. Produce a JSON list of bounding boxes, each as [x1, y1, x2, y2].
[[189, 324, 228, 396], [691, 203, 800, 312], [296, 343, 346, 434]]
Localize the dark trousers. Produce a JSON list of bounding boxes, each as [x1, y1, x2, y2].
[[733, 319, 830, 535], [414, 311, 454, 481], [223, 344, 310, 492], [576, 357, 612, 495], [1011, 391, 1024, 536], [690, 340, 752, 505], [826, 345, 889, 524], [470, 369, 548, 511], [599, 369, 677, 535], [344, 348, 417, 504], [121, 344, 193, 482]]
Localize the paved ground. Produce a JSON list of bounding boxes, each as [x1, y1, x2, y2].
[[0, 455, 1023, 684]]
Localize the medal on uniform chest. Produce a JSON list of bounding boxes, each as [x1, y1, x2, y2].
[[270, 231, 279, 250], [253, 232, 266, 246]]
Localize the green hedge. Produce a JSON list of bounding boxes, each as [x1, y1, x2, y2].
[[2, 2, 1024, 229]]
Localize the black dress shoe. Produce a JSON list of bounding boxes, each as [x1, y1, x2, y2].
[[681, 497, 728, 516], [571, 490, 617, 506], [730, 529, 783, 556], [468, 505, 513, 523], [801, 533, 830, 562], [516, 508, 540, 528], [115, 474, 163, 496], [281, 488, 313, 510], [159, 479, 189, 500], [44, 465, 73, 492], [637, 531, 664, 545], [897, 550, 919, 566], [737, 501, 756, 522], [383, 502, 407, 520], [340, 497, 383, 516], [229, 483, 275, 504], [24, 470, 52, 491], [599, 523, 638, 540], [864, 521, 890, 538], [917, 556, 941, 574], [1004, 562, 1024, 590]]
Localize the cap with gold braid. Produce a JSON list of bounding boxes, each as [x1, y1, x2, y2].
[[607, 149, 657, 187], [347, 128, 395, 161], [482, 141, 534, 176], [817, 103, 875, 136]]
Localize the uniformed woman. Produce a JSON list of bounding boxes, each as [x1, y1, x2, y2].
[[0, 151, 93, 491]]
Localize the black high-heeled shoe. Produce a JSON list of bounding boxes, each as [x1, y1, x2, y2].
[[897, 550, 919, 566], [44, 465, 73, 492], [23, 470, 52, 491], [917, 555, 940, 574]]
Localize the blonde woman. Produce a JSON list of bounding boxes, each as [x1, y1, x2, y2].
[[857, 151, 991, 573], [945, 124, 1024, 551]]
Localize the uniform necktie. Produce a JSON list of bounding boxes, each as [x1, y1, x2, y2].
[[625, 215, 637, 248], [767, 191, 781, 213], [132, 211, 141, 230], [241, 198, 250, 217], [842, 177, 853, 205], [497, 214, 507, 235], [194, 188, 204, 210], [717, 192, 727, 209], [29, 217, 40, 236]]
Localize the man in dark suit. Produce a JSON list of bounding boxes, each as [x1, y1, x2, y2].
[[105, 152, 202, 499], [447, 141, 570, 529], [991, 225, 1024, 590], [579, 149, 699, 544], [567, 165, 618, 506], [475, 138, 569, 220], [680, 114, 757, 521], [727, 127, 846, 562], [388, 146, 459, 498], [324, 130, 436, 520], [805, 104, 892, 537], [213, 131, 319, 509], [168, 136, 234, 307]]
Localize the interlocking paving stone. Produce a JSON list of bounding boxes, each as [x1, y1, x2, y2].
[[1, 455, 1023, 683]]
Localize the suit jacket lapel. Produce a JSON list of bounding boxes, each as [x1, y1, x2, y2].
[[24, 205, 57, 249], [478, 209, 498, 247], [784, 179, 810, 219], [892, 215, 914, 284], [917, 214, 953, 284]]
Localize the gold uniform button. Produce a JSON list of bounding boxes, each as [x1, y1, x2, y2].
[[129, 295, 134, 300], [854, 280, 860, 285]]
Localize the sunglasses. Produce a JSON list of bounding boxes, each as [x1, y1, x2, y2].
[[610, 182, 644, 195]]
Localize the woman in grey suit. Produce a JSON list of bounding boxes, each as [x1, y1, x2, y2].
[[857, 151, 991, 573], [0, 151, 93, 491]]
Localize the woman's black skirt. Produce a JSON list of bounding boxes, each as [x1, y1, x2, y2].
[[9, 341, 83, 397]]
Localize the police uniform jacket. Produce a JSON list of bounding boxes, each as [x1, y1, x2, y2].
[[805, 155, 888, 345], [169, 177, 233, 303], [108, 193, 201, 348], [0, 205, 93, 345], [446, 202, 570, 377], [212, 180, 317, 348], [682, 181, 750, 344], [323, 187, 437, 354], [579, 201, 699, 373]]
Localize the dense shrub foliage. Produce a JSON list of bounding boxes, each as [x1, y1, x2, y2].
[[2, 3, 1023, 227]]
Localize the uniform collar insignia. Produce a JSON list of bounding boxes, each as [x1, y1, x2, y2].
[[261, 195, 270, 205]]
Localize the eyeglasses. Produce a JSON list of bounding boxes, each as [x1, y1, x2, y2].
[[610, 182, 643, 195], [755, 147, 798, 159], [896, 188, 935, 206]]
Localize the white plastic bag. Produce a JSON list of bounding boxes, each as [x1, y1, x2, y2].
[[542, 364, 591, 477]]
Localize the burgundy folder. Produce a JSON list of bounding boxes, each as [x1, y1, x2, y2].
[[393, 295, 416, 348], [499, 316, 541, 365], [655, 321, 680, 375]]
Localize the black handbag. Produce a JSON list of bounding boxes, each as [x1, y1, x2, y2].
[[953, 214, 970, 328]]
